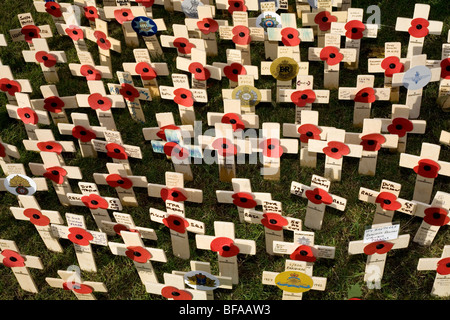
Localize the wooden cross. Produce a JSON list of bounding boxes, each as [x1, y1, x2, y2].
[[291, 174, 346, 230], [142, 112, 194, 143], [144, 272, 208, 300], [0, 137, 20, 174], [93, 162, 148, 207], [50, 213, 108, 272], [215, 0, 259, 14], [358, 179, 416, 225], [0, 239, 43, 293], [395, 3, 443, 58], [417, 245, 450, 297], [207, 99, 259, 131], [103, 5, 147, 47], [150, 199, 205, 259], [55, 22, 89, 63], [9, 12, 53, 50], [0, 34, 6, 64], [100, 211, 158, 241], [108, 230, 167, 284], [0, 64, 32, 104], [33, 0, 73, 24], [160, 24, 206, 58], [195, 221, 256, 284], [308, 128, 363, 181], [129, 15, 167, 58], [440, 130, 450, 146], [399, 142, 450, 204], [0, 163, 48, 201], [68, 50, 113, 81], [437, 31, 450, 97]]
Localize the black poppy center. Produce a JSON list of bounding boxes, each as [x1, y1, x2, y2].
[[172, 291, 181, 296], [446, 263, 450, 268], [300, 250, 308, 256], [143, 68, 149, 73], [315, 194, 322, 201], [376, 244, 385, 250], [181, 94, 188, 99], [423, 165, 432, 171], [204, 23, 210, 28], [301, 94, 308, 100], [91, 200, 99, 205], [268, 144, 275, 150], [180, 43, 186, 48], [117, 180, 124, 185], [234, 2, 240, 7], [42, 56, 48, 61], [329, 53, 336, 58], [6, 84, 12, 89], [395, 124, 403, 130], [171, 192, 179, 198], [239, 32, 245, 37], [416, 24, 423, 30], [114, 148, 121, 153], [79, 131, 87, 136], [29, 32, 35, 37], [24, 113, 31, 118], [232, 69, 239, 74], [9, 257, 18, 262], [389, 63, 397, 69], [126, 91, 132, 96], [229, 119, 237, 124], [239, 197, 247, 203], [433, 212, 442, 220], [73, 30, 78, 35], [446, 66, 450, 72], [51, 170, 59, 176], [287, 34, 294, 39], [269, 219, 278, 224], [222, 245, 231, 251], [122, 12, 129, 17], [361, 92, 369, 97], [222, 143, 229, 149], [133, 251, 141, 257], [367, 140, 375, 146], [32, 214, 41, 220], [195, 68, 202, 73], [87, 69, 93, 75], [306, 131, 313, 137], [351, 27, 358, 33], [97, 99, 104, 105], [173, 219, 181, 226], [45, 145, 53, 150], [75, 234, 83, 240], [51, 6, 57, 10], [51, 102, 58, 107], [89, 9, 94, 14], [331, 147, 339, 153], [322, 16, 329, 22], [383, 199, 391, 205]]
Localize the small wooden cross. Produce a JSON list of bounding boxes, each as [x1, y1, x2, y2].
[[417, 245, 450, 297], [9, 12, 53, 50], [440, 130, 450, 146], [215, 0, 259, 14], [144, 272, 208, 300], [68, 50, 113, 81], [0, 64, 32, 104], [55, 22, 89, 63], [33, 0, 73, 24], [142, 112, 194, 142], [207, 99, 259, 131], [129, 15, 167, 57], [0, 137, 20, 174], [160, 24, 206, 58], [437, 31, 450, 97], [101, 211, 158, 241]]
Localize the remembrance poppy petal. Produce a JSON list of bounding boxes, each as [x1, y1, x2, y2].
[[212, 138, 237, 157], [45, 2, 62, 18], [261, 213, 288, 231], [1, 250, 25, 268], [125, 246, 151, 263], [363, 241, 394, 255], [114, 8, 134, 24], [80, 65, 102, 80], [423, 207, 450, 226], [94, 31, 111, 50], [84, 6, 99, 21], [298, 124, 322, 143], [163, 214, 190, 234], [413, 159, 440, 179], [281, 28, 300, 46], [228, 0, 247, 14], [290, 245, 316, 262], [17, 107, 38, 125], [223, 63, 246, 82], [232, 192, 257, 208], [105, 143, 128, 160], [387, 117, 413, 138], [37, 141, 63, 154], [81, 194, 109, 210], [375, 192, 402, 211], [0, 78, 21, 96], [163, 142, 189, 160], [381, 56, 404, 77], [232, 25, 251, 45], [197, 18, 219, 35], [440, 58, 450, 79], [354, 87, 376, 103], [260, 138, 284, 158], [290, 89, 316, 107], [408, 18, 429, 38], [160, 187, 188, 202], [156, 125, 180, 141], [87, 93, 112, 111], [43, 166, 67, 184], [43, 96, 65, 113], [314, 11, 337, 31], [72, 125, 96, 142], [360, 133, 386, 152], [68, 227, 93, 246], [210, 237, 240, 257], [345, 20, 365, 40], [106, 174, 133, 189], [323, 141, 350, 160], [35, 51, 57, 68], [319, 46, 343, 66], [436, 257, 450, 276], [173, 88, 194, 107], [221, 113, 245, 131], [305, 188, 333, 205], [23, 208, 51, 227], [65, 26, 84, 41], [173, 37, 195, 55], [135, 62, 157, 80], [21, 25, 41, 43], [188, 62, 211, 81], [161, 286, 192, 300], [63, 282, 93, 294], [119, 83, 140, 102], [136, 0, 155, 7]]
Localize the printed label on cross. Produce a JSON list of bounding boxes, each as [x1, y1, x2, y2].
[[144, 272, 208, 300], [417, 245, 450, 297]]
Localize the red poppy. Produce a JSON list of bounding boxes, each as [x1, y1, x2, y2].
[[136, 0, 155, 7], [261, 213, 288, 231], [210, 237, 240, 257], [163, 142, 189, 160], [440, 58, 450, 79], [156, 125, 180, 141], [68, 227, 94, 246], [319, 46, 343, 66], [360, 133, 386, 152], [290, 89, 316, 107], [87, 93, 112, 111], [23, 208, 50, 227], [84, 6, 99, 21], [37, 141, 63, 154], [298, 124, 322, 143], [314, 11, 337, 31], [188, 62, 211, 81], [94, 31, 111, 50], [160, 187, 188, 202], [0, 143, 6, 158], [232, 25, 251, 45], [197, 18, 218, 35], [387, 117, 413, 138], [125, 246, 152, 263], [221, 113, 245, 131], [354, 87, 376, 103], [323, 141, 350, 160], [17, 107, 39, 125], [65, 26, 84, 41], [260, 138, 284, 158], [363, 241, 394, 255], [72, 125, 96, 142], [21, 25, 41, 43], [223, 63, 246, 82], [0, 78, 21, 96], [106, 143, 128, 160], [43, 96, 65, 113], [81, 194, 109, 210], [344, 20, 365, 40], [1, 250, 25, 268], [228, 0, 247, 14], [62, 282, 93, 294], [43, 166, 67, 184], [381, 56, 404, 77], [231, 192, 257, 208], [413, 159, 440, 179], [290, 245, 316, 262], [375, 192, 402, 211], [436, 257, 450, 275], [106, 174, 133, 189], [119, 83, 140, 102], [212, 138, 237, 157], [163, 214, 190, 234], [423, 207, 449, 227], [114, 8, 134, 24], [113, 224, 140, 236], [281, 28, 300, 46], [161, 286, 192, 300], [408, 18, 429, 38], [135, 62, 157, 80], [80, 65, 102, 80], [173, 37, 195, 55], [305, 188, 333, 205], [45, 2, 62, 17], [173, 88, 194, 107]]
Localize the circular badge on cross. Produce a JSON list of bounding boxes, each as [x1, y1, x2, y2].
[[270, 57, 299, 81], [131, 16, 158, 37]]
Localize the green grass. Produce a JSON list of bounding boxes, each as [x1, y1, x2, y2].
[[0, 0, 449, 300]]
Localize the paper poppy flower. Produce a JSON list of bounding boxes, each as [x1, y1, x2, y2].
[[84, 6, 99, 21], [173, 88, 194, 107], [228, 0, 247, 14], [43, 166, 67, 184], [1, 250, 25, 268], [125, 246, 151, 263], [68, 227, 93, 246], [81, 194, 109, 210], [65, 26, 84, 41], [290, 89, 316, 107], [260, 138, 284, 158], [212, 138, 237, 157], [188, 62, 211, 81], [114, 8, 134, 24], [381, 56, 404, 77], [408, 18, 429, 38], [163, 214, 190, 234], [106, 174, 133, 189], [45, 2, 62, 17], [156, 125, 180, 141], [305, 188, 333, 205], [363, 241, 394, 255], [290, 245, 316, 262], [440, 58, 450, 79], [94, 31, 111, 50], [314, 10, 337, 31], [375, 192, 402, 211], [23, 208, 50, 227], [163, 142, 189, 160], [280, 28, 300, 47], [387, 117, 413, 138], [232, 25, 251, 45], [87, 93, 112, 111], [210, 237, 240, 257], [72, 125, 96, 143], [35, 51, 57, 68], [161, 286, 192, 300], [197, 18, 218, 35], [136, 0, 155, 7], [106, 143, 128, 160], [43, 96, 65, 113], [0, 143, 6, 158], [232, 192, 257, 208], [360, 133, 386, 152], [37, 141, 63, 154], [423, 207, 449, 226], [436, 257, 450, 276], [0, 78, 21, 96], [298, 124, 322, 143], [80, 65, 102, 80], [173, 37, 195, 55], [160, 187, 188, 202], [17, 107, 38, 125], [223, 63, 246, 82], [63, 282, 93, 294], [354, 87, 376, 103], [319, 46, 343, 66], [113, 224, 139, 236], [261, 213, 288, 231], [221, 113, 245, 131], [135, 62, 157, 80], [323, 141, 350, 160], [21, 25, 41, 43], [119, 83, 140, 102], [413, 159, 440, 179], [344, 20, 365, 40]]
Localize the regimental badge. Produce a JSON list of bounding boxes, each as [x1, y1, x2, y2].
[[274, 271, 314, 293], [270, 57, 299, 81], [181, 0, 204, 18], [402, 65, 432, 90], [231, 85, 262, 107], [256, 12, 282, 32], [131, 16, 158, 37], [184, 271, 220, 291], [4, 174, 37, 196]]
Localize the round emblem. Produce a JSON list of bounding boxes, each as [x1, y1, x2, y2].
[[270, 57, 299, 81], [4, 174, 37, 196], [256, 12, 282, 33], [274, 271, 314, 293], [231, 85, 262, 107], [402, 65, 432, 90], [131, 16, 158, 37], [184, 271, 220, 291], [181, 0, 204, 18]]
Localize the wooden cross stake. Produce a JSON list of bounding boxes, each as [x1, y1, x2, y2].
[[417, 245, 450, 297]]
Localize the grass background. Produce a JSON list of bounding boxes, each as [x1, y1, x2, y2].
[[0, 0, 449, 300]]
